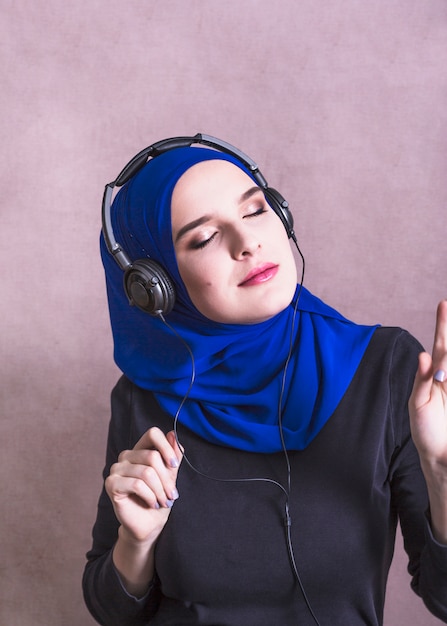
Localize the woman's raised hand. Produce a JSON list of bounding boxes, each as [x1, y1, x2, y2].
[[409, 300, 447, 544], [105, 427, 182, 543], [409, 301, 447, 466]]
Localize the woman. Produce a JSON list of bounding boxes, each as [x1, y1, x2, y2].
[[83, 136, 447, 625]]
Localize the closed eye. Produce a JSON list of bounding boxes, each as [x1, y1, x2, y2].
[[243, 206, 268, 219], [189, 206, 267, 250], [190, 232, 218, 250]]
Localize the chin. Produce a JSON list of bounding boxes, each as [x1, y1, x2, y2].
[[198, 281, 297, 325], [248, 299, 294, 324]]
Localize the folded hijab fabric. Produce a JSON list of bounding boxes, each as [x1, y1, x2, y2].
[[101, 146, 378, 453]]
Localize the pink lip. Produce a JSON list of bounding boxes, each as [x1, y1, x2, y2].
[[239, 263, 279, 286]]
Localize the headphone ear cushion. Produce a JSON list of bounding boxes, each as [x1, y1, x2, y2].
[[123, 259, 176, 316], [263, 187, 294, 238]]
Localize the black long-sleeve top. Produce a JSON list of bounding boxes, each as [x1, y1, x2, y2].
[[83, 328, 447, 625]]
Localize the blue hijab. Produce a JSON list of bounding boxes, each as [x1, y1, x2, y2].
[[101, 146, 378, 453]]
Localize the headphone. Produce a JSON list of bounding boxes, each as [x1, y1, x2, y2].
[[102, 133, 296, 317]]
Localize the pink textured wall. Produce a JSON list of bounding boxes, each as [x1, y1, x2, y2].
[[1, 2, 446, 624]]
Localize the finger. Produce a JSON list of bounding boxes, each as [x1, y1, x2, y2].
[[134, 427, 181, 470], [432, 300, 447, 379], [106, 470, 163, 510], [118, 448, 174, 467], [166, 430, 184, 460], [119, 448, 180, 503], [109, 457, 177, 508], [410, 351, 433, 410]]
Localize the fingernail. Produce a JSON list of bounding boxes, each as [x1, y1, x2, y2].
[[169, 458, 179, 469], [171, 488, 179, 501], [434, 369, 446, 382], [166, 499, 175, 508]]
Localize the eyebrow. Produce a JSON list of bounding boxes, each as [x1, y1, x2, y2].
[[174, 186, 263, 243], [239, 185, 263, 203]]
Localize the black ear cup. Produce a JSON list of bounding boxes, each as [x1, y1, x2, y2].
[[263, 187, 295, 238], [123, 259, 176, 316]]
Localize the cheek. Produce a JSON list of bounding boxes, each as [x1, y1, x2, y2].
[[287, 250, 298, 282], [177, 258, 216, 300], [280, 248, 299, 299]]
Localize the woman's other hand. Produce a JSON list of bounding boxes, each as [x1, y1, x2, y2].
[[106, 427, 182, 542], [105, 427, 182, 596]]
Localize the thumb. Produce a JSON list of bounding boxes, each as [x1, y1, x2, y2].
[[166, 430, 184, 465]]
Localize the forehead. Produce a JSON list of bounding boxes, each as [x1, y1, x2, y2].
[[172, 159, 255, 207]]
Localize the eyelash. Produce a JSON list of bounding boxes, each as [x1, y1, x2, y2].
[[190, 207, 268, 250], [192, 233, 217, 250]]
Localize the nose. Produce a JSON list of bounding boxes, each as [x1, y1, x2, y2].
[[229, 225, 261, 259]]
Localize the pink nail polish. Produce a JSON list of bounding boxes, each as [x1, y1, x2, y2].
[[434, 369, 446, 382]]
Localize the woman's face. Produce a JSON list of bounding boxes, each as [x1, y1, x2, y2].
[[171, 159, 298, 324]]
